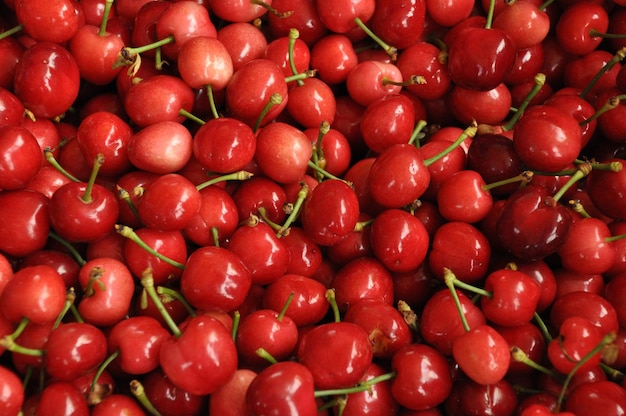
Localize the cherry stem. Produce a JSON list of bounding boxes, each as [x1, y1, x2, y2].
[[590, 30, 626, 40], [207, 84, 220, 119], [196, 170, 253, 191], [211, 227, 220, 247], [0, 335, 44, 357], [446, 272, 492, 298], [353, 17, 398, 61], [84, 267, 107, 297], [48, 231, 86, 266], [53, 289, 78, 329], [98, 0, 115, 37], [257, 208, 282, 232], [288, 28, 305, 87], [178, 108, 205, 125], [605, 233, 626, 243], [277, 183, 308, 237], [381, 74, 426, 87], [116, 225, 186, 270], [121, 35, 175, 58], [485, 0, 497, 28], [503, 73, 546, 131], [325, 289, 341, 323], [117, 186, 143, 225], [91, 350, 119, 393], [231, 310, 240, 341], [141, 268, 182, 338], [353, 218, 374, 232], [314, 371, 397, 398], [533, 312, 553, 342], [423, 123, 477, 167], [510, 346, 559, 377], [556, 332, 617, 412], [0, 24, 24, 41], [82, 153, 105, 203], [581, 47, 626, 99], [250, 0, 293, 17], [44, 148, 80, 182], [483, 171, 534, 191], [537, 0, 554, 11], [306, 160, 351, 184], [569, 199, 592, 218], [397, 300, 420, 333], [443, 268, 471, 332], [7, 318, 30, 343], [285, 70, 315, 85], [551, 162, 592, 203], [311, 121, 331, 182], [254, 93, 283, 133], [601, 362, 625, 383], [256, 347, 279, 364], [130, 380, 163, 416], [157, 286, 196, 317], [277, 292, 295, 322], [582, 94, 626, 126], [408, 120, 428, 147]]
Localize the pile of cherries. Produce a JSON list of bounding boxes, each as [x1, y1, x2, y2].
[[3, 0, 626, 414]]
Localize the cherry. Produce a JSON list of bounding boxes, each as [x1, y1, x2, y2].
[[15, 0, 79, 43], [280, 227, 324, 277], [225, 59, 289, 128], [246, 361, 318, 416], [595, 87, 626, 143], [226, 221, 289, 285], [367, 143, 431, 208], [35, 381, 89, 416], [232, 176, 288, 225], [455, 378, 519, 416], [140, 368, 207, 416], [136, 173, 201, 231], [159, 315, 238, 396], [254, 121, 313, 184], [107, 316, 170, 375], [341, 362, 399, 416], [0, 38, 24, 91], [426, 0, 474, 27], [180, 246, 252, 313], [315, 0, 375, 34], [90, 394, 146, 416], [555, 268, 605, 298], [268, 0, 327, 46], [286, 78, 337, 129], [331, 256, 394, 312], [550, 291, 619, 336], [346, 60, 404, 106], [391, 343, 453, 411], [10, 322, 53, 375], [544, 89, 597, 147], [447, 26, 518, 91], [128, 121, 193, 174], [492, 1, 550, 48], [298, 320, 373, 389], [481, 267, 541, 327], [344, 298, 412, 359], [209, 368, 257, 416], [13, 42, 80, 119], [429, 221, 491, 283], [216, 22, 268, 72], [360, 93, 416, 154], [555, 1, 609, 56], [586, 158, 626, 220], [0, 88, 25, 128], [262, 274, 329, 327], [304, 126, 352, 178], [44, 322, 108, 381], [370, 208, 430, 273], [369, 0, 426, 50], [565, 380, 626, 416], [498, 322, 547, 376], [505, 43, 546, 86], [420, 288, 487, 356], [193, 117, 256, 174], [558, 217, 616, 275], [0, 124, 42, 191], [397, 42, 450, 101], [447, 83, 513, 126], [0, 366, 23, 416], [183, 185, 239, 247], [547, 316, 604, 375], [209, 0, 274, 23], [436, 169, 494, 223], [309, 34, 358, 85], [453, 323, 511, 385], [564, 51, 621, 99], [77, 257, 136, 327]]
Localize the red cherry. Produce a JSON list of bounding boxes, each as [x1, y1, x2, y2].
[[13, 42, 80, 119], [436, 169, 493, 223], [267, 0, 328, 46], [0, 365, 24, 416], [309, 34, 358, 85], [452, 324, 511, 385], [35, 381, 89, 416], [140, 368, 207, 416], [492, 1, 550, 48], [246, 361, 318, 416], [90, 394, 147, 416], [216, 22, 268, 72], [180, 246, 251, 313], [481, 268, 541, 327], [15, 0, 79, 43], [346, 60, 403, 106], [565, 380, 626, 416], [262, 274, 328, 327], [369, 0, 426, 49], [193, 117, 256, 174], [447, 83, 512, 126], [391, 343, 453, 411], [177, 36, 233, 90], [209, 368, 257, 416], [0, 124, 42, 191], [341, 362, 399, 416], [497, 322, 547, 376], [558, 217, 616, 275], [286, 78, 337, 129], [159, 315, 238, 396], [0, 38, 25, 91], [0, 190, 51, 257], [0, 87, 25, 128], [183, 185, 240, 247], [555, 1, 609, 56], [547, 316, 603, 375], [426, 0, 474, 27], [397, 42, 450, 101], [360, 93, 416, 154], [550, 291, 619, 336], [315, 0, 375, 34], [455, 378, 519, 416], [209, 0, 271, 22], [128, 121, 193, 174]]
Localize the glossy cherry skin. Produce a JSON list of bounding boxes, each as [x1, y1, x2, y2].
[[558, 217, 616, 275], [68, 23, 125, 86], [331, 257, 394, 313], [90, 394, 147, 416], [420, 288, 487, 356], [429, 221, 491, 283], [0, 366, 23, 416], [13, 42, 80, 119], [481, 268, 541, 327], [586, 158, 626, 221], [547, 316, 603, 375], [452, 324, 511, 385], [124, 228, 187, 285], [340, 362, 399, 416], [254, 121, 313, 184], [209, 368, 256, 416], [137, 173, 201, 231], [298, 321, 373, 389], [183, 185, 240, 247], [447, 27, 518, 91], [370, 208, 430, 273], [360, 93, 416, 154], [44, 322, 108, 381], [108, 316, 169, 375], [193, 117, 256, 174], [309, 34, 358, 85], [455, 378, 519, 416], [286, 78, 337, 129], [159, 315, 238, 396], [246, 361, 318, 416], [344, 298, 412, 359], [49, 181, 120, 243], [565, 380, 626, 416], [369, 0, 426, 49], [0, 87, 25, 128], [128, 121, 193, 174], [216, 22, 268, 72], [15, 0, 79, 43], [180, 246, 252, 313], [496, 322, 547, 376], [262, 274, 328, 327], [315, 0, 375, 34], [0, 38, 25, 91], [368, 144, 431, 208], [496, 184, 573, 261], [346, 61, 403, 107], [492, 1, 550, 48], [513, 105, 582, 172], [0, 265, 66, 325], [391, 343, 453, 411], [550, 291, 619, 336], [35, 381, 89, 416], [436, 169, 493, 223], [555, 1, 608, 56], [0, 124, 42, 191], [426, 0, 474, 27], [140, 368, 207, 416], [177, 35, 233, 90], [300, 179, 360, 246], [280, 227, 324, 277]]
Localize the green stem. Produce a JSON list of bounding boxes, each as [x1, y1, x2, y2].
[[443, 268, 471, 332], [207, 84, 220, 119], [8, 317, 30, 341], [511, 346, 559, 377], [53, 289, 78, 329], [45, 148, 80, 182], [256, 347, 278, 364], [157, 286, 196, 317], [117, 186, 142, 226], [483, 171, 533, 191], [178, 108, 205, 125], [423, 124, 477, 167], [122, 35, 175, 57], [551, 163, 592, 204], [353, 17, 398, 60], [116, 225, 186, 270], [82, 153, 105, 203], [503, 73, 546, 131], [196, 170, 253, 191], [231, 310, 240, 342], [408, 120, 428, 147], [448, 275, 492, 298], [589, 30, 626, 40], [538, 0, 554, 11], [485, 0, 497, 28], [257, 208, 282, 232], [254, 93, 283, 132], [288, 28, 305, 86], [0, 24, 24, 41], [312, 121, 330, 182], [277, 292, 295, 322], [0, 336, 44, 356], [91, 350, 119, 392], [140, 269, 181, 338], [314, 372, 397, 398], [306, 160, 351, 184], [580, 47, 626, 99], [48, 231, 86, 266], [582, 94, 626, 126], [277, 183, 308, 237], [98, 0, 115, 37], [130, 380, 163, 416], [534, 312, 553, 343], [325, 289, 341, 323]]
